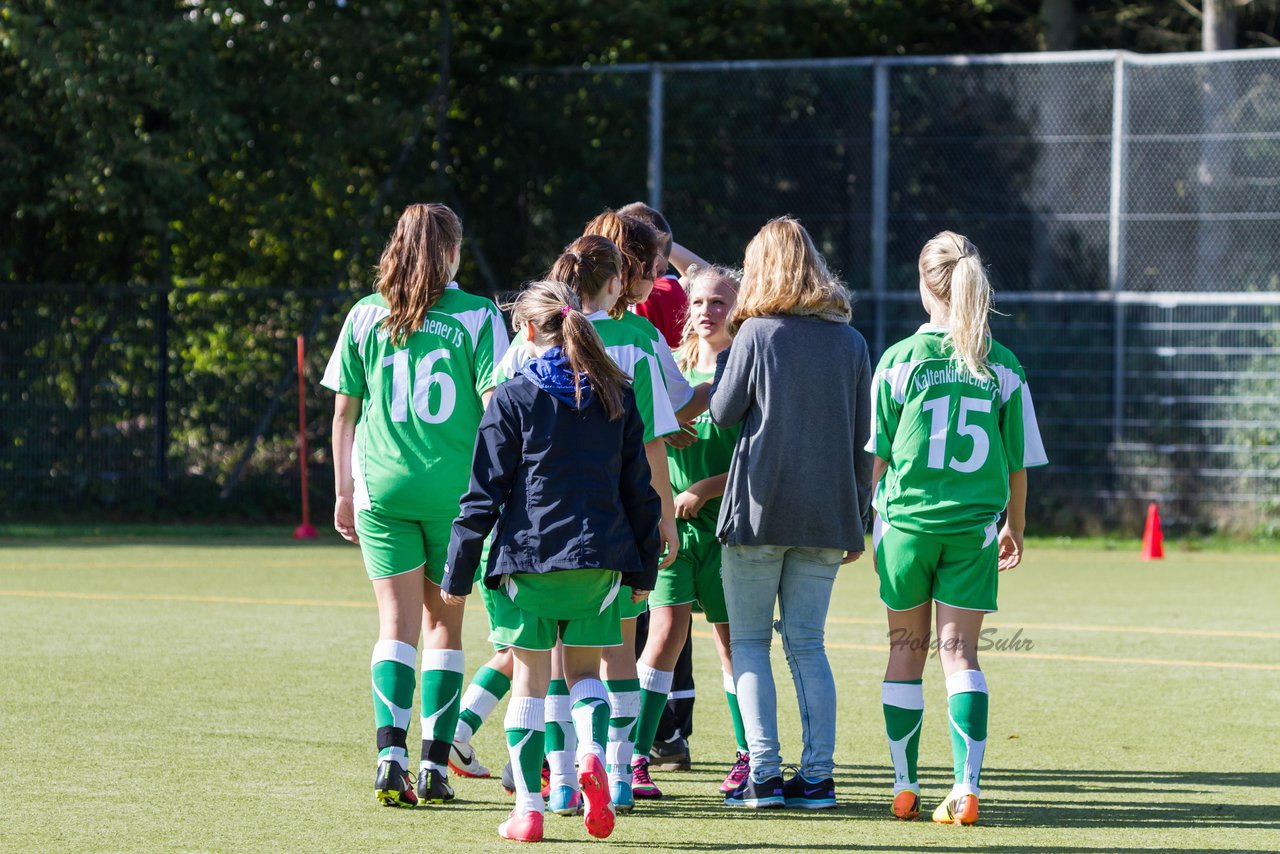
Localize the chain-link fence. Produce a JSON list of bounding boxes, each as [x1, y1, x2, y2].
[[3, 49, 1277, 532]]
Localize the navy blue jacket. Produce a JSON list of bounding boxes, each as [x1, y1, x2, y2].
[[441, 371, 662, 596]]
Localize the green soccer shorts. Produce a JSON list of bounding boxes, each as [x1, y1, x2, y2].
[[488, 569, 624, 651], [620, 584, 648, 620], [649, 520, 728, 624], [355, 508, 450, 584], [874, 517, 999, 613]]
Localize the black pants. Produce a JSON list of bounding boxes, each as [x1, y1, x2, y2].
[[634, 610, 695, 743]]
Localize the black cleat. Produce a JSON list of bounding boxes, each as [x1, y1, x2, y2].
[[416, 767, 456, 804], [374, 759, 419, 808]]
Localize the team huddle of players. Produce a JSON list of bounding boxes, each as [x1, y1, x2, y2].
[[322, 201, 1047, 842]]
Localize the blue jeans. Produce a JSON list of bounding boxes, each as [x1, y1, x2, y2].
[[721, 544, 843, 782]]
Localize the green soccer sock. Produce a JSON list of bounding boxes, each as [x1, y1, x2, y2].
[[569, 678, 609, 765], [419, 649, 464, 774], [882, 679, 924, 794], [505, 696, 547, 816], [371, 639, 417, 771], [545, 678, 576, 788], [456, 665, 512, 743], [633, 663, 674, 757], [605, 678, 641, 785], [946, 670, 989, 797], [724, 670, 748, 754]]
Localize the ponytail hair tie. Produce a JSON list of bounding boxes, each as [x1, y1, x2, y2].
[[561, 305, 571, 318]]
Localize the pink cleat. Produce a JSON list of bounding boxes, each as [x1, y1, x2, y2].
[[578, 753, 616, 839], [498, 808, 544, 843], [720, 751, 751, 794]]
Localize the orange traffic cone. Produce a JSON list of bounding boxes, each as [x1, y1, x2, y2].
[[1141, 503, 1164, 560]]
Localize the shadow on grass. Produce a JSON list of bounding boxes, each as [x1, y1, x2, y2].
[[642, 763, 1280, 835]]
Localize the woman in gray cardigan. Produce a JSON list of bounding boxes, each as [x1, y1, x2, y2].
[[709, 217, 873, 810]]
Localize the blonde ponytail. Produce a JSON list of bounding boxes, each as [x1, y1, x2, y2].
[[919, 231, 993, 380]]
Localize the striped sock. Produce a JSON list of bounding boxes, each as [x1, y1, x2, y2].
[[456, 665, 511, 744], [371, 640, 417, 771], [605, 678, 641, 786], [570, 678, 609, 765], [419, 649, 464, 776], [882, 679, 924, 795], [545, 679, 576, 789], [505, 696, 547, 816], [633, 663, 674, 757], [947, 670, 988, 798], [724, 670, 748, 754]]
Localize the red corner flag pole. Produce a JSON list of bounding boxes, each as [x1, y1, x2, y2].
[[294, 335, 319, 540]]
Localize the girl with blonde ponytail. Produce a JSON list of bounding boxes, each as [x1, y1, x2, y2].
[[868, 231, 1048, 827], [439, 280, 663, 844]]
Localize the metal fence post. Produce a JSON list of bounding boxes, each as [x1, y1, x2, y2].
[[1109, 55, 1129, 444], [648, 64, 664, 210], [870, 60, 890, 359]]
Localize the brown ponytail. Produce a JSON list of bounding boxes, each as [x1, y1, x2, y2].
[[547, 235, 623, 307], [510, 281, 631, 421], [582, 209, 660, 316], [377, 203, 463, 346]]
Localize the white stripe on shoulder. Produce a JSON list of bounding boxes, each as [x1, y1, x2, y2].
[[489, 310, 511, 376], [878, 360, 923, 405], [497, 339, 529, 382], [452, 306, 492, 350], [654, 341, 695, 411], [604, 344, 646, 379], [1020, 382, 1049, 467], [644, 353, 681, 437], [991, 364, 1022, 404], [349, 303, 390, 359]]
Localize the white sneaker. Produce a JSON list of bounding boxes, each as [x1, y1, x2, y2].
[[448, 739, 491, 778]]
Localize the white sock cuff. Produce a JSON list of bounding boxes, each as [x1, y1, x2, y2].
[[882, 681, 925, 710], [422, 648, 465, 673], [946, 669, 988, 696], [545, 693, 571, 720], [570, 678, 607, 706], [372, 639, 417, 669], [722, 670, 736, 694], [638, 663, 673, 695], [505, 696, 546, 732]]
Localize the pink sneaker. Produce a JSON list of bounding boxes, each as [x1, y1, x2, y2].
[[631, 756, 663, 799], [498, 808, 544, 843], [578, 753, 615, 839], [719, 751, 751, 794]]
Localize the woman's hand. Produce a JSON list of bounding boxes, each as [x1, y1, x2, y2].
[[334, 496, 359, 544], [674, 489, 708, 520], [631, 588, 651, 604], [841, 550, 863, 565], [665, 423, 699, 449], [441, 591, 467, 607], [658, 517, 680, 569], [997, 523, 1024, 572]]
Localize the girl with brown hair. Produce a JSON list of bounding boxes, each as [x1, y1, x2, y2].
[[322, 203, 509, 808]]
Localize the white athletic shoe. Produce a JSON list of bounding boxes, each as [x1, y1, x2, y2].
[[448, 740, 492, 778]]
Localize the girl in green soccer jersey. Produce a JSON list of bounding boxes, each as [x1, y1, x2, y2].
[[323, 203, 509, 808], [631, 265, 752, 797], [492, 235, 682, 815], [439, 281, 662, 843], [869, 231, 1048, 826]]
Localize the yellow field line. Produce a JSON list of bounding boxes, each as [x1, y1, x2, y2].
[[3, 589, 1273, 669], [690, 630, 1280, 672], [824, 614, 1280, 640], [0, 589, 485, 613]]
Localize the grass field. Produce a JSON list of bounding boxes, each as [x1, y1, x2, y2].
[[2, 527, 1278, 853]]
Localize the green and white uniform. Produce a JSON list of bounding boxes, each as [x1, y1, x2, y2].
[[488, 569, 625, 651], [497, 310, 681, 620], [618, 309, 696, 414], [653, 365, 739, 624], [867, 323, 1047, 612], [322, 284, 509, 582]]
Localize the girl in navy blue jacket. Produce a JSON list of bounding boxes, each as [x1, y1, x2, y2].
[[441, 280, 661, 844]]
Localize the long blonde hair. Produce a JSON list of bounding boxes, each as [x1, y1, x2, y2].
[[508, 281, 630, 421], [731, 216, 850, 334], [376, 203, 462, 346], [675, 265, 740, 373], [919, 230, 993, 379]]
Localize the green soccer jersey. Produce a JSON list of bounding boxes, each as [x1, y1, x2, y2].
[[321, 284, 510, 519], [618, 310, 696, 413], [868, 324, 1048, 546], [666, 365, 739, 525], [496, 309, 680, 443]]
